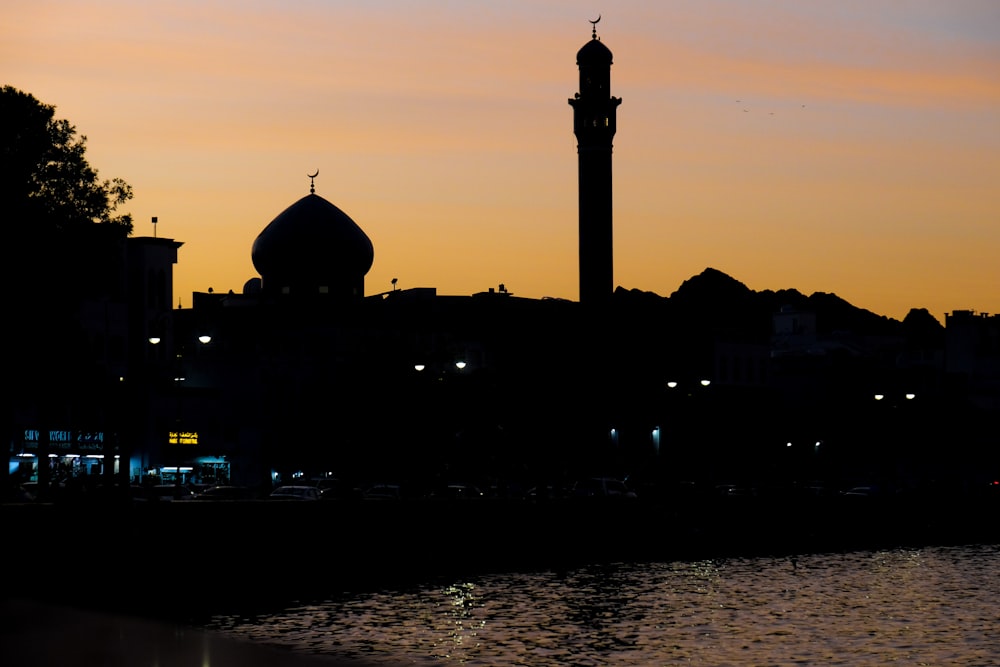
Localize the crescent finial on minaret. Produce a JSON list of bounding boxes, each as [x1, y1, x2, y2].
[[307, 170, 319, 194], [589, 15, 601, 40]]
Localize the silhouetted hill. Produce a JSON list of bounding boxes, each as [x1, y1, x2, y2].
[[802, 291, 899, 336], [670, 267, 754, 304], [615, 267, 944, 343], [901, 307, 947, 347]]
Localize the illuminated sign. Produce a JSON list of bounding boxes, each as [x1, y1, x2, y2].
[[168, 431, 199, 445], [22, 429, 106, 451]]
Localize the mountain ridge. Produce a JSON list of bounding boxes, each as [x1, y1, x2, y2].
[[614, 267, 944, 342]]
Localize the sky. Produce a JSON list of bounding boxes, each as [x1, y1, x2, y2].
[[5, 1, 999, 322]]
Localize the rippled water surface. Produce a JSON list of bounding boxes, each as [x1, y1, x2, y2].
[[203, 544, 1000, 665]]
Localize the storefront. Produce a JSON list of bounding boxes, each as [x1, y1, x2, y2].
[[137, 427, 231, 486], [10, 428, 119, 483]]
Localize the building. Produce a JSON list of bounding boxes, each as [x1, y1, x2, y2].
[[6, 228, 179, 496], [946, 310, 1000, 411]]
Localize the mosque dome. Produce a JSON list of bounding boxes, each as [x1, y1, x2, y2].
[[242, 276, 262, 295], [576, 36, 613, 65], [251, 192, 374, 299]]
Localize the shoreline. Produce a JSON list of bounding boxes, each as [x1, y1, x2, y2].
[[5, 493, 997, 621]]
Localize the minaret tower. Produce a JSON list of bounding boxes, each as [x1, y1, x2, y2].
[[569, 17, 621, 306]]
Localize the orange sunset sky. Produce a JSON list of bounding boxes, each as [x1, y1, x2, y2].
[[6, 1, 999, 322]]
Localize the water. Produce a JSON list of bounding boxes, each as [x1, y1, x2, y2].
[[201, 543, 1000, 665]]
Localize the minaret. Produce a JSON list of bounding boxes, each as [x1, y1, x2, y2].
[[569, 18, 621, 306]]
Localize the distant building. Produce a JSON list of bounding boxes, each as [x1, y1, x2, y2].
[[946, 310, 1000, 411]]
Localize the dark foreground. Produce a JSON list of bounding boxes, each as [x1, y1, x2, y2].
[[1, 596, 367, 667], [5, 489, 999, 623]]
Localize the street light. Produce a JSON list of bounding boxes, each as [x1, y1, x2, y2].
[[873, 392, 916, 404]]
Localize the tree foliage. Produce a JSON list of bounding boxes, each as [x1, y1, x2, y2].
[[1, 85, 133, 237], [2, 86, 136, 394]]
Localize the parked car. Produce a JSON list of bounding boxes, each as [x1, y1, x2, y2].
[[132, 484, 197, 502], [319, 484, 363, 501], [269, 485, 321, 501], [194, 485, 257, 500], [362, 484, 403, 501], [714, 483, 755, 498], [428, 484, 484, 500], [309, 477, 342, 491], [571, 477, 638, 500], [841, 485, 880, 498], [522, 484, 570, 502]]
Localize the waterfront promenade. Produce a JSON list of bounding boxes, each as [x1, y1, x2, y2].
[[5, 488, 998, 621]]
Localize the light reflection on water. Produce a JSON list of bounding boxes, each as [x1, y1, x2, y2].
[[203, 544, 1000, 665]]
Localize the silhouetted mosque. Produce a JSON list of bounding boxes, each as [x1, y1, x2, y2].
[[7, 24, 998, 497]]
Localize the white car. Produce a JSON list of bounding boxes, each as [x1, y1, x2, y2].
[[269, 485, 321, 501]]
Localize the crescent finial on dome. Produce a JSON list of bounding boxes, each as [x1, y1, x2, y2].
[[589, 15, 601, 40], [307, 170, 319, 194]]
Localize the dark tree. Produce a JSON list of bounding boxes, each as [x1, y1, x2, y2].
[[1, 85, 133, 236], [2, 85, 135, 304]]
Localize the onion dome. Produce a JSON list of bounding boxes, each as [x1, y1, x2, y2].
[[577, 19, 613, 65], [576, 36, 613, 65], [251, 185, 374, 300]]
